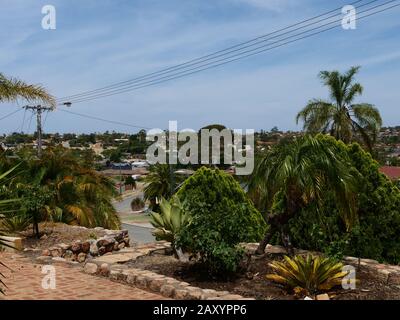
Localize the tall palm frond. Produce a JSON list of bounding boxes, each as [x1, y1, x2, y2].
[[144, 164, 182, 208], [296, 66, 382, 151], [0, 73, 55, 107]]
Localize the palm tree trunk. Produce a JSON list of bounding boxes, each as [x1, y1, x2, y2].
[[255, 227, 276, 255], [281, 232, 294, 256], [32, 213, 40, 239], [256, 202, 297, 255]]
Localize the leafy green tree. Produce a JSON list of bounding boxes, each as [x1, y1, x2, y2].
[[0, 72, 55, 106], [176, 167, 266, 274], [296, 67, 382, 150], [109, 149, 122, 162], [125, 175, 136, 188], [249, 135, 359, 255], [19, 185, 54, 238]]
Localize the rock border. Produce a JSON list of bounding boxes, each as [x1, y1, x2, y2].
[[35, 227, 130, 264], [83, 241, 252, 300], [35, 241, 400, 300]]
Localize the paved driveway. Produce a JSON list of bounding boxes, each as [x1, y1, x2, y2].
[[0, 253, 165, 300]]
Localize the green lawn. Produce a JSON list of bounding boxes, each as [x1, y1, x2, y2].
[[121, 214, 151, 224]]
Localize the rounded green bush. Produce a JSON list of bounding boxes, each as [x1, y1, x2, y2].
[[176, 167, 266, 274]]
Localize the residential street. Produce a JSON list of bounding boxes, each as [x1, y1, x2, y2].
[[113, 192, 155, 244]]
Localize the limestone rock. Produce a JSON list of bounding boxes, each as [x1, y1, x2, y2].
[[98, 246, 106, 255], [174, 289, 189, 299], [81, 241, 90, 253], [316, 293, 330, 300], [36, 256, 52, 263], [77, 252, 87, 263], [64, 250, 74, 260], [160, 284, 176, 298], [90, 243, 99, 256], [84, 263, 98, 274], [99, 263, 110, 276], [71, 241, 82, 253], [118, 242, 125, 250]]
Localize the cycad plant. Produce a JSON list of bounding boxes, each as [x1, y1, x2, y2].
[[249, 135, 359, 255], [267, 254, 348, 295], [149, 196, 189, 258], [296, 66, 382, 150]]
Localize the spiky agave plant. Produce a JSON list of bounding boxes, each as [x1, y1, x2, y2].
[[149, 196, 189, 258], [266, 254, 349, 295]]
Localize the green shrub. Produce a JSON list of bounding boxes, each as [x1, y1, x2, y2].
[[176, 167, 266, 274], [130, 197, 145, 211]]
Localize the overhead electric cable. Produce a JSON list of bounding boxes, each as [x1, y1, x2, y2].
[[58, 108, 152, 130], [62, 1, 399, 104]]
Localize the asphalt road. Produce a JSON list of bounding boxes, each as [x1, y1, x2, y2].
[[113, 193, 155, 244], [114, 194, 144, 213], [121, 223, 155, 244]]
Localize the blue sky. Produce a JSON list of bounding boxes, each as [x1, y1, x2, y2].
[[1, 0, 399, 133]]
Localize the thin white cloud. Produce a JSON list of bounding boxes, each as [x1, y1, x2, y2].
[[228, 0, 295, 11]]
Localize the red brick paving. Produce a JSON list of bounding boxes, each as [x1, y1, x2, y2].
[[0, 253, 166, 300]]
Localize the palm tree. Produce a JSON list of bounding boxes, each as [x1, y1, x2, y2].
[[0, 73, 55, 107], [143, 164, 182, 210], [296, 66, 382, 150], [1, 147, 120, 234], [249, 135, 359, 255]]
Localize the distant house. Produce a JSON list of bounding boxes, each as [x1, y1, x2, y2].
[[379, 166, 400, 181], [61, 141, 71, 148], [90, 142, 104, 155], [111, 162, 132, 170], [131, 161, 149, 168]]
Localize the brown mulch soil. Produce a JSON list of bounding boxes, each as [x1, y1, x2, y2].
[[126, 253, 400, 300], [19, 222, 107, 250]]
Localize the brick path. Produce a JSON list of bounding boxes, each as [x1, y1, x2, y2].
[[0, 253, 166, 300]]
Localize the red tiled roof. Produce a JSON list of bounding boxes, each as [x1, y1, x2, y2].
[[379, 166, 400, 180]]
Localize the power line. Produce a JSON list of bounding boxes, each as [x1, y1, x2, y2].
[[19, 108, 27, 132], [66, 1, 400, 104], [58, 108, 152, 130], [59, 0, 399, 104], [58, 0, 367, 102], [43, 110, 50, 129], [27, 111, 34, 134], [0, 108, 22, 121], [63, 1, 400, 104]]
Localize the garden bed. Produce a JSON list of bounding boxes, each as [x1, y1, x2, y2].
[[125, 252, 400, 300], [20, 222, 107, 250]]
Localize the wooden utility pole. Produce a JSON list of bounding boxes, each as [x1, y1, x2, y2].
[[24, 102, 71, 157], [24, 105, 53, 157]]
